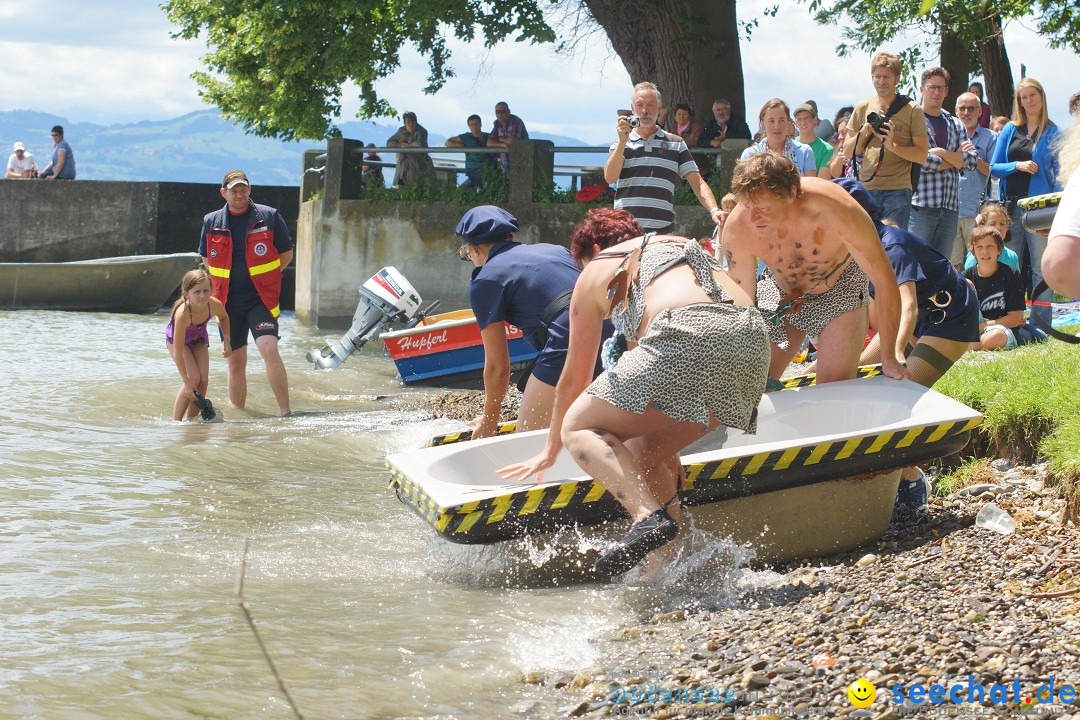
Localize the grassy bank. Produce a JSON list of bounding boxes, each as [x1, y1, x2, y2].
[[934, 330, 1080, 521]]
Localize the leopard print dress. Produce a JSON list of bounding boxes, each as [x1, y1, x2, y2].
[[585, 239, 769, 432], [756, 260, 869, 350]]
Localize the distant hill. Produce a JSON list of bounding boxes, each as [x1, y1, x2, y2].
[[0, 109, 600, 186]]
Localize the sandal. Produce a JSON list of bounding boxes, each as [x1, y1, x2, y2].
[[594, 505, 678, 577]]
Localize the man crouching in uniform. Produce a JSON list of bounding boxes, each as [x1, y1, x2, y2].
[[721, 153, 908, 382], [200, 170, 293, 416]]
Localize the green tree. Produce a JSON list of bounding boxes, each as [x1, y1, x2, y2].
[[164, 0, 758, 140], [800, 0, 1080, 116]]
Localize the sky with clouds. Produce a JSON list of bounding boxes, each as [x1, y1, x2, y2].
[[2, 0, 1079, 145]]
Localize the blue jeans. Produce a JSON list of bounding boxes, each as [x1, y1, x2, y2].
[[869, 189, 913, 228], [908, 206, 960, 259], [1007, 202, 1051, 328]]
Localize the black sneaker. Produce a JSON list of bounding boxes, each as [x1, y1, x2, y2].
[[895, 469, 932, 511], [594, 507, 678, 577]]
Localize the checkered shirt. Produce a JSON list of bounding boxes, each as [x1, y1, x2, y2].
[[912, 108, 977, 211]]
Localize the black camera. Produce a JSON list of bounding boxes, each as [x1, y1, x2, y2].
[[628, 115, 641, 128], [866, 112, 890, 133]]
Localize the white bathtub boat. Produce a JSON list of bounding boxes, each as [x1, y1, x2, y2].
[[387, 377, 982, 564]]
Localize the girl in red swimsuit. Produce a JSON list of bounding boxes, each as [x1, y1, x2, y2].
[[166, 268, 231, 420]]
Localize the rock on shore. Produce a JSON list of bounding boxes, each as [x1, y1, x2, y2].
[[519, 461, 1079, 719]]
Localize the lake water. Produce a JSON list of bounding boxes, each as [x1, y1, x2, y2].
[[0, 309, 775, 719]]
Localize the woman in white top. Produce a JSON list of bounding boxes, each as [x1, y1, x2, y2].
[[739, 98, 816, 177]]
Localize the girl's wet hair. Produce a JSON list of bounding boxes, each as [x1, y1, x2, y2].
[[173, 268, 212, 312]]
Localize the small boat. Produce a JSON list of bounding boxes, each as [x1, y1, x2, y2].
[[387, 378, 982, 564], [0, 253, 203, 313], [424, 364, 885, 447], [379, 308, 539, 388]]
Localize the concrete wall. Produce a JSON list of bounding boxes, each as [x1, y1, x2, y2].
[[0, 180, 158, 261], [296, 198, 733, 329], [1, 178, 300, 307], [0, 180, 300, 261], [295, 136, 752, 329]]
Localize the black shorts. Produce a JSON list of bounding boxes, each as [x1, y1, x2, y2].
[[224, 301, 279, 348]]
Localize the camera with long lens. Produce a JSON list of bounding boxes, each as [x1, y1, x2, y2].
[[628, 115, 641, 128], [866, 112, 890, 133]]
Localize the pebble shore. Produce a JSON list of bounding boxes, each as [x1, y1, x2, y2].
[[403, 388, 1079, 720], [526, 461, 1080, 720]]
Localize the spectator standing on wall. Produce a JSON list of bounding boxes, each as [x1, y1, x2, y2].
[[386, 112, 434, 187], [792, 102, 834, 178], [487, 101, 528, 179], [908, 67, 977, 261], [989, 77, 1062, 330], [6, 141, 35, 179], [445, 114, 491, 190], [952, 92, 998, 268], [844, 52, 928, 227], [605, 81, 723, 234], [39, 125, 75, 180]]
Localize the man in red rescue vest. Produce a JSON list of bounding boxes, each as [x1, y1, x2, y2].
[[200, 170, 293, 415]]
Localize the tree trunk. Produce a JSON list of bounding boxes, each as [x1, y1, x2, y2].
[[583, 0, 744, 126], [940, 18, 972, 112], [976, 13, 1014, 117]]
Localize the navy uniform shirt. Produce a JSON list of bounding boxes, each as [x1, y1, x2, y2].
[[469, 241, 581, 349]]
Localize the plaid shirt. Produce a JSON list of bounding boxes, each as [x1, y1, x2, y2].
[[912, 108, 977, 211]]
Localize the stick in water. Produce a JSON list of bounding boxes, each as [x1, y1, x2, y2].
[[236, 538, 305, 720]]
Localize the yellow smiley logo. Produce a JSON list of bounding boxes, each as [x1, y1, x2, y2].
[[848, 678, 877, 708]]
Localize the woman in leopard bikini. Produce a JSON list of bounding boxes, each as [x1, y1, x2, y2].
[[499, 208, 770, 577]]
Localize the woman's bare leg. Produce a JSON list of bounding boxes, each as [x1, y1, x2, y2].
[[562, 395, 716, 522]]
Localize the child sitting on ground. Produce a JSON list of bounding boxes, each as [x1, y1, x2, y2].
[[962, 201, 1020, 271], [962, 226, 1030, 350]]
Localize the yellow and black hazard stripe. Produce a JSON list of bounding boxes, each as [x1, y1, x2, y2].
[[426, 420, 517, 448], [1018, 193, 1061, 211], [426, 366, 884, 447], [775, 363, 881, 390], [391, 415, 982, 545]]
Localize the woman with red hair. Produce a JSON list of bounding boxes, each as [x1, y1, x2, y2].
[[500, 209, 769, 577]]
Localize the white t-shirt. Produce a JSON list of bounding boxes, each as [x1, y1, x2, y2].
[[7, 152, 34, 175], [1050, 164, 1080, 241]]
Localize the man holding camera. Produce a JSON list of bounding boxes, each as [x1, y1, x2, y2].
[[844, 52, 928, 227], [605, 82, 723, 233]]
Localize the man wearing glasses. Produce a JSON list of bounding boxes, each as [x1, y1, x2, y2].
[[908, 67, 976, 260], [486, 101, 528, 178], [39, 125, 76, 180], [952, 91, 998, 268]]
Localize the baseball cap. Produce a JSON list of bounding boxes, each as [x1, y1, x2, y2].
[[832, 177, 880, 219], [222, 170, 250, 189], [793, 102, 817, 118], [455, 206, 519, 245], [13, 141, 25, 152]]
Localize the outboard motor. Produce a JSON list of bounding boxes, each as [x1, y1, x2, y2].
[[306, 267, 430, 369]]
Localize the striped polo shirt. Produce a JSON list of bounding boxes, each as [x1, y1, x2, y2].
[[610, 126, 698, 232]]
